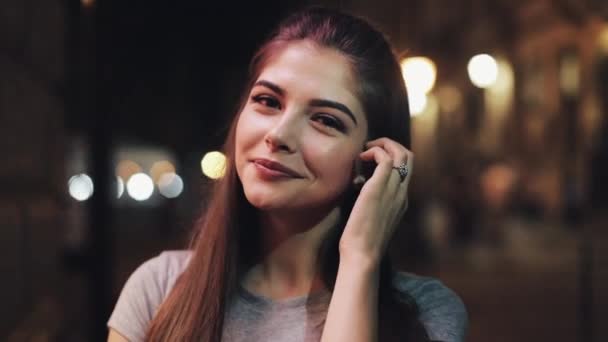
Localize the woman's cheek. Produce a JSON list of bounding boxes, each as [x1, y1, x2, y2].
[[312, 144, 356, 181], [237, 111, 265, 147], [246, 111, 276, 141]]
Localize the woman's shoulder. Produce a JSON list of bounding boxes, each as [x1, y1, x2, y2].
[[132, 249, 193, 294], [148, 250, 193, 281], [391, 271, 459, 303], [107, 250, 193, 342], [392, 271, 468, 342]]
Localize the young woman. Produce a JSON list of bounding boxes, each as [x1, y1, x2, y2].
[[107, 7, 467, 342]]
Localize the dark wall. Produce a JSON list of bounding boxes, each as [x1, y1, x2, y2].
[[0, 0, 67, 338]]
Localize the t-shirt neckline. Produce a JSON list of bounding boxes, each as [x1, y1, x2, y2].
[[236, 283, 331, 309]]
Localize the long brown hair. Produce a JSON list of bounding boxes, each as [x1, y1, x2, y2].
[[146, 7, 430, 341]]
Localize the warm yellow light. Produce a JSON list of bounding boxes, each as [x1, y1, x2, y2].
[[468, 54, 498, 88], [201, 151, 227, 179], [437, 86, 463, 113], [485, 57, 515, 116], [559, 54, 579, 96], [150, 160, 176, 185], [599, 26, 608, 54], [116, 160, 142, 181], [423, 94, 439, 118], [401, 57, 437, 95], [81, 0, 95, 8], [409, 92, 427, 116]]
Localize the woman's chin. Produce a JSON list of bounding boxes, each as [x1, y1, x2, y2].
[[249, 201, 280, 211], [245, 193, 315, 213], [244, 193, 286, 211]]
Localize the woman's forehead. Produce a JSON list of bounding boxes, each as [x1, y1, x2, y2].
[[255, 41, 364, 114]]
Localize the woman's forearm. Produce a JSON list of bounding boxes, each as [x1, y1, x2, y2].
[[320, 256, 380, 342]]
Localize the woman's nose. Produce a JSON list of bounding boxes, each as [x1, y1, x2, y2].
[[264, 110, 301, 153]]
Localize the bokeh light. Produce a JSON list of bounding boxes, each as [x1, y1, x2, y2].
[[158, 173, 184, 198], [68, 174, 94, 201], [559, 53, 579, 97], [437, 85, 463, 113], [126, 173, 154, 201], [116, 160, 142, 182], [150, 160, 176, 185], [485, 57, 515, 121], [401, 57, 437, 94], [409, 92, 428, 116], [599, 26, 608, 54], [81, 0, 95, 8], [116, 176, 125, 199], [201, 151, 227, 179], [468, 53, 498, 88], [422, 94, 439, 118]]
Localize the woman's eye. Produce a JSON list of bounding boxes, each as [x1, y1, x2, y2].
[[312, 114, 346, 132], [252, 95, 281, 109]]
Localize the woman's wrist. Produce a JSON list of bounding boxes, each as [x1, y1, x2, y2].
[[323, 245, 381, 342], [338, 249, 382, 275]]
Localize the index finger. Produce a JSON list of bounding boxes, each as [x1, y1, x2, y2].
[[366, 137, 409, 166]]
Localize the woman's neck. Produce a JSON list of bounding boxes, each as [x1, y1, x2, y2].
[[241, 206, 341, 300]]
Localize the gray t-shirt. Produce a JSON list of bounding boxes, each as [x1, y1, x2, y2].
[[107, 250, 467, 342]]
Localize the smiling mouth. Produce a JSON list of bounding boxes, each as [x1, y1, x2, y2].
[[251, 159, 303, 179]]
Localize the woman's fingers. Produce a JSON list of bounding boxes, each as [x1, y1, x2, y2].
[[365, 138, 412, 187], [401, 150, 414, 188], [359, 146, 394, 188], [366, 138, 409, 167], [396, 150, 414, 214], [343, 138, 414, 259]]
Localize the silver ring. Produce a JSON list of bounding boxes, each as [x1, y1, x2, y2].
[[393, 162, 408, 182]]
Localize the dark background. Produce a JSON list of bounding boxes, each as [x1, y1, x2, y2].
[[2, 0, 608, 341]]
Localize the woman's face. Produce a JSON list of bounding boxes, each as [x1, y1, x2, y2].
[[235, 41, 368, 213]]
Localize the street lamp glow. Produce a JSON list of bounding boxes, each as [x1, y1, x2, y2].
[[126, 173, 154, 201], [68, 174, 94, 201], [116, 160, 142, 182], [150, 160, 176, 184], [401, 57, 437, 95], [408, 92, 428, 116], [468, 54, 498, 88], [158, 173, 184, 198], [201, 151, 227, 179], [599, 26, 608, 53], [116, 176, 125, 198]]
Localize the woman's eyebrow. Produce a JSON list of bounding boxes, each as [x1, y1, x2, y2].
[[253, 80, 285, 96], [308, 99, 357, 126], [253, 79, 358, 126]]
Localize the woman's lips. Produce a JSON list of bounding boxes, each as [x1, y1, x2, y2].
[[251, 159, 303, 179]]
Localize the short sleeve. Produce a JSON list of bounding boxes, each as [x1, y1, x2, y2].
[[107, 257, 165, 342], [394, 273, 468, 342]]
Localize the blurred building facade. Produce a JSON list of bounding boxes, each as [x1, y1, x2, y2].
[[0, 0, 69, 339]]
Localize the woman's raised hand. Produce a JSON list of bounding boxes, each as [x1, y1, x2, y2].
[[339, 137, 414, 267]]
